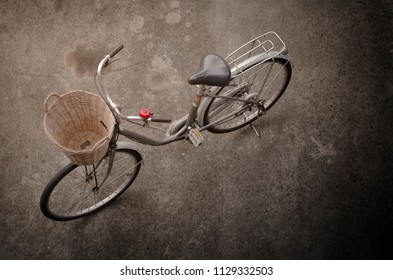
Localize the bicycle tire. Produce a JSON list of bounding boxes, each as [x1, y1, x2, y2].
[[40, 148, 142, 221], [203, 56, 292, 133]]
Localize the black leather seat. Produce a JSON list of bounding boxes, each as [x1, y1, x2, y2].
[[188, 54, 231, 87]]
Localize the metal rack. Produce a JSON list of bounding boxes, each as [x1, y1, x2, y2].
[[225, 31, 287, 77]]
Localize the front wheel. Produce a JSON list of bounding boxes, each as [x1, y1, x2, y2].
[[203, 56, 292, 133], [40, 148, 142, 221]]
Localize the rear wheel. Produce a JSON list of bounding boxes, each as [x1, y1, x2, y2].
[[203, 57, 291, 133], [40, 148, 142, 221]]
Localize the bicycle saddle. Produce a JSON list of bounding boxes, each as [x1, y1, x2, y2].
[[188, 54, 231, 87]]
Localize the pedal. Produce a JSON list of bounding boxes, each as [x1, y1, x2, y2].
[[188, 128, 204, 146]]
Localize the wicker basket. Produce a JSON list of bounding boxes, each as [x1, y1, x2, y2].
[[43, 90, 115, 166]]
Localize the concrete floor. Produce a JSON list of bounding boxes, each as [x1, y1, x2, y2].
[[0, 0, 392, 259]]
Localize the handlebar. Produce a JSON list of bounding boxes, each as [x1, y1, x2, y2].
[[96, 46, 123, 117], [96, 45, 172, 124], [102, 44, 123, 67], [108, 44, 123, 58]]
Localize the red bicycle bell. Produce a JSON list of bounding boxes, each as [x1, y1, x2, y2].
[[139, 108, 151, 119]]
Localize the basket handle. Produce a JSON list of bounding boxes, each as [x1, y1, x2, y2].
[[91, 137, 110, 150], [44, 92, 62, 113]]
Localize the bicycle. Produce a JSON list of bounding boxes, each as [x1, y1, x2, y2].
[[40, 31, 292, 221]]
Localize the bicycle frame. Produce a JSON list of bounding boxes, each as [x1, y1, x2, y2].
[[96, 56, 255, 146], [96, 40, 288, 146]]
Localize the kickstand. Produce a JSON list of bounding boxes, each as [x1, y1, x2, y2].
[[249, 102, 266, 138], [250, 122, 260, 137]]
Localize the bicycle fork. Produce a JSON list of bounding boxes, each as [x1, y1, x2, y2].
[[89, 125, 120, 191]]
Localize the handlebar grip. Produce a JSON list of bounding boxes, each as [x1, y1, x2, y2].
[[150, 118, 172, 123], [108, 44, 123, 58]]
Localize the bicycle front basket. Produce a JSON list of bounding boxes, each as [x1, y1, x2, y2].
[[43, 90, 115, 165]]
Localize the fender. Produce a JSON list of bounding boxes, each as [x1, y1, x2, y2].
[[116, 141, 144, 163], [196, 52, 291, 126]]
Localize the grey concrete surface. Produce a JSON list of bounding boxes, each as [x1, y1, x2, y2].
[[1, 0, 392, 259]]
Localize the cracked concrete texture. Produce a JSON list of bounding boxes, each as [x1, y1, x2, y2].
[[0, 0, 392, 259]]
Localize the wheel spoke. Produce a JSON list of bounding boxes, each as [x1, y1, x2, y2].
[[99, 160, 142, 190]]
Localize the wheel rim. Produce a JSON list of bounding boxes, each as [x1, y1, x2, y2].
[[44, 150, 141, 220]]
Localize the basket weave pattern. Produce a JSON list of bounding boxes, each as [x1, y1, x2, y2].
[[43, 90, 115, 165]]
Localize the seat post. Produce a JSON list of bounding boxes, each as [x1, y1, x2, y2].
[[185, 85, 205, 128], [193, 85, 205, 107]]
